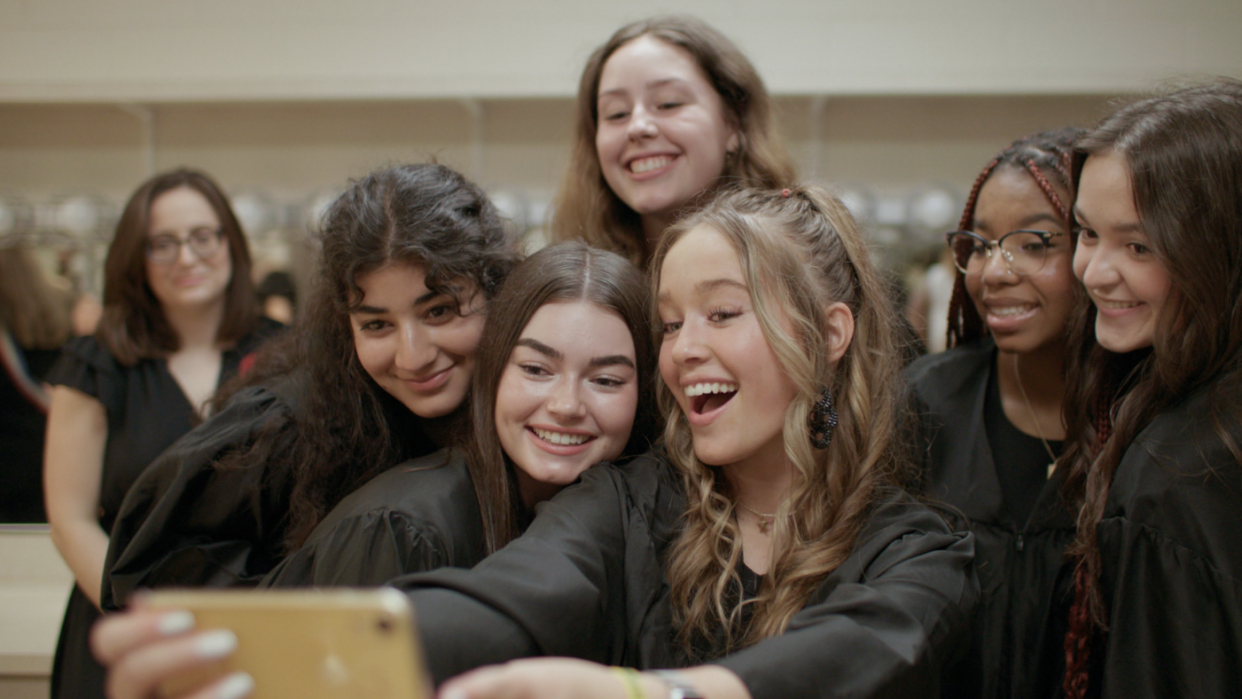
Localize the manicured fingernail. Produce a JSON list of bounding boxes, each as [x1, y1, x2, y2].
[[441, 688, 467, 699], [195, 629, 238, 659], [216, 672, 254, 699], [158, 610, 195, 636]]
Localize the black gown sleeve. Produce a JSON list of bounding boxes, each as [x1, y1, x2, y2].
[[102, 383, 297, 610], [394, 455, 977, 698], [260, 450, 486, 588], [393, 460, 632, 683], [713, 494, 977, 699]]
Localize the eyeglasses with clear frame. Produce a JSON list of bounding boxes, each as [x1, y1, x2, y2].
[[944, 229, 1064, 276], [145, 228, 225, 266]]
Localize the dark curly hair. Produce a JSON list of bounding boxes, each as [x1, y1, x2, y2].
[[215, 163, 521, 550]]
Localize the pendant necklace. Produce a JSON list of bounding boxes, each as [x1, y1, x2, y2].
[[1013, 353, 1058, 478], [737, 501, 778, 534]]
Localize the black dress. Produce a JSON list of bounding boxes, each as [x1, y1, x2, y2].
[[903, 338, 1076, 699], [44, 321, 279, 699], [102, 372, 439, 607], [260, 448, 486, 588], [1071, 382, 1242, 698], [0, 333, 60, 523], [45, 322, 280, 699], [394, 451, 978, 699]]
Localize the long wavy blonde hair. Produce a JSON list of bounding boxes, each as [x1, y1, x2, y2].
[[651, 185, 903, 656]]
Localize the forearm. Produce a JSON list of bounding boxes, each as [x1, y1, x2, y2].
[[48, 518, 109, 607]]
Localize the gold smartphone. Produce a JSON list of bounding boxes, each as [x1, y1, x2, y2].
[[146, 588, 427, 699]]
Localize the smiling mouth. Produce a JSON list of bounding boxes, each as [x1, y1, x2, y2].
[[1096, 299, 1142, 310], [531, 427, 592, 446], [685, 382, 738, 414], [987, 304, 1036, 317], [629, 155, 673, 174]]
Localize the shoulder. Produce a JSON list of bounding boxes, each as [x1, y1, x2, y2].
[[1106, 381, 1242, 577], [849, 487, 973, 575], [48, 335, 121, 377], [903, 340, 992, 396], [312, 449, 472, 533]]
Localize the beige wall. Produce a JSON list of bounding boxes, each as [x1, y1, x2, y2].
[[2, 0, 1240, 100]]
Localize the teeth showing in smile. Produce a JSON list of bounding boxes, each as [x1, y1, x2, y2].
[[684, 382, 738, 397], [988, 305, 1035, 317], [533, 428, 589, 446], [1097, 300, 1140, 310], [630, 156, 672, 174]]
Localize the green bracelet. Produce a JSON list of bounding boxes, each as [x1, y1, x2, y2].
[[651, 670, 705, 699], [612, 666, 647, 699]]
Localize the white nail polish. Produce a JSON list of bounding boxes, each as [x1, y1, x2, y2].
[[216, 672, 254, 699], [441, 688, 467, 699], [157, 610, 195, 636], [195, 629, 238, 659]]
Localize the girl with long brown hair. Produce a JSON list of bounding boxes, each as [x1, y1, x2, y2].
[[903, 128, 1085, 699], [260, 242, 657, 587], [1058, 79, 1242, 699], [549, 15, 795, 266]]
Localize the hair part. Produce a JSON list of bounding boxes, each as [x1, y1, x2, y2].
[[465, 241, 657, 553], [550, 15, 795, 266], [213, 163, 522, 551], [945, 128, 1086, 349], [651, 184, 903, 656], [96, 168, 257, 365], [1059, 78, 1242, 699]]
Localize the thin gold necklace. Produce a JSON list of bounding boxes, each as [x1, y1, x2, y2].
[[1013, 353, 1058, 473], [736, 502, 778, 534]]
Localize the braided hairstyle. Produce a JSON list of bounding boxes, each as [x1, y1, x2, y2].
[[1060, 79, 1242, 699], [945, 128, 1085, 349]]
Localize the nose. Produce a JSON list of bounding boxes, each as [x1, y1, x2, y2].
[[626, 105, 657, 142], [980, 244, 1016, 283], [176, 238, 199, 266], [546, 377, 586, 420], [1077, 243, 1117, 291], [394, 322, 437, 373], [669, 320, 708, 367]]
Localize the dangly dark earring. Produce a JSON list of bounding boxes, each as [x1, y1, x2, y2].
[[808, 386, 838, 449]]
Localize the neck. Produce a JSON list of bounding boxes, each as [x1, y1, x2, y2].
[[724, 456, 793, 515], [997, 342, 1067, 440], [641, 213, 672, 257], [514, 467, 563, 511], [163, 300, 226, 350]]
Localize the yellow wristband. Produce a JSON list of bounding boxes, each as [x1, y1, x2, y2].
[[612, 666, 646, 699]]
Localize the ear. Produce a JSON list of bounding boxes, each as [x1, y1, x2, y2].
[[822, 301, 854, 365], [725, 129, 741, 156]]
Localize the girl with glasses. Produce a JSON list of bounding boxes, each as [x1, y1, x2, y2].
[[42, 168, 281, 699], [903, 129, 1086, 699]]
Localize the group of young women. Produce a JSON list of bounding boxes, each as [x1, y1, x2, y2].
[[32, 11, 1241, 699]]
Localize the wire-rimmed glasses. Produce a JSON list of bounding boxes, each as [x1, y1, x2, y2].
[[945, 229, 1064, 276]]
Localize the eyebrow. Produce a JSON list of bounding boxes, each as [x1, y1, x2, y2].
[[598, 77, 688, 99], [974, 212, 1065, 231], [515, 338, 635, 369], [657, 277, 747, 303], [351, 288, 444, 315], [1072, 208, 1143, 233]]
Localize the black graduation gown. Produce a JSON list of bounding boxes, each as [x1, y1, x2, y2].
[[393, 451, 978, 699], [1075, 382, 1242, 698], [903, 338, 1076, 699], [101, 376, 301, 611], [259, 448, 485, 588]]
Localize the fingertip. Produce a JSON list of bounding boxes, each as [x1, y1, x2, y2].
[[216, 671, 255, 699]]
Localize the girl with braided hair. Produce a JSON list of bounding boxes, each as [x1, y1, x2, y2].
[[903, 128, 1087, 699], [1059, 79, 1242, 699]]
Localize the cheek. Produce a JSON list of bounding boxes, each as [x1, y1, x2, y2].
[[1072, 244, 1090, 283], [963, 272, 983, 306], [351, 334, 387, 384], [657, 347, 682, 403], [598, 388, 639, 449]]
